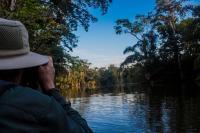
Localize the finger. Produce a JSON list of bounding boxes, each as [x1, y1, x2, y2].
[[48, 56, 54, 67], [48, 56, 53, 61]]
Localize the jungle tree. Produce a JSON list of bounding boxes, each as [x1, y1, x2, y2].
[[115, 0, 196, 82], [0, 0, 112, 71]]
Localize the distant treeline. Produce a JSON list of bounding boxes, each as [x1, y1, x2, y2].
[[57, 0, 200, 93], [56, 61, 121, 95]]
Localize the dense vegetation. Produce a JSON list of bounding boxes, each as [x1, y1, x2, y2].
[[115, 0, 200, 89], [0, 0, 113, 94], [0, 0, 199, 95], [0, 0, 111, 70]]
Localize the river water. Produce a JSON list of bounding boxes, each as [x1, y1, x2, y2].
[[70, 89, 200, 133]]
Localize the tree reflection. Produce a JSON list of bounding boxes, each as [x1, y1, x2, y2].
[[69, 86, 200, 133], [145, 87, 200, 133]]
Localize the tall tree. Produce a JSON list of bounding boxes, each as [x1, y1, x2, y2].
[[115, 0, 194, 78], [0, 0, 112, 71], [115, 15, 158, 67]]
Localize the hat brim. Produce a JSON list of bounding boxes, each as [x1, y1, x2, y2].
[[0, 52, 49, 70]]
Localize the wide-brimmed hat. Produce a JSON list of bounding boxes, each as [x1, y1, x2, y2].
[[0, 18, 49, 70]]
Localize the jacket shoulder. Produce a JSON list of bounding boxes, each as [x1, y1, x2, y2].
[[0, 86, 53, 118]]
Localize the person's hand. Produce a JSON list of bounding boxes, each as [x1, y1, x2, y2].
[[38, 57, 55, 91]]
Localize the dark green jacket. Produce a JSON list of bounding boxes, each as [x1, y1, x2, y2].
[[0, 80, 93, 133]]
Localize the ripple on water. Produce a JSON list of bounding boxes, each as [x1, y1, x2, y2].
[[71, 92, 200, 133]]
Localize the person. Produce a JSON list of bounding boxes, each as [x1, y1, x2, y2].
[[0, 18, 93, 133]]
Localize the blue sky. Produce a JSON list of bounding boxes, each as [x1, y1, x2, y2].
[[71, 0, 198, 68]]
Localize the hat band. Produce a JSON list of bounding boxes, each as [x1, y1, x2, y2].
[[0, 47, 30, 57]]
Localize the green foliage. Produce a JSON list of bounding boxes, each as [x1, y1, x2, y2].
[[0, 0, 111, 72], [96, 65, 120, 90], [56, 58, 98, 96], [115, 0, 200, 86], [0, 0, 73, 71], [0, 0, 113, 95], [40, 0, 112, 30]]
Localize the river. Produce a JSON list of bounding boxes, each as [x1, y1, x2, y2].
[[69, 88, 200, 133]]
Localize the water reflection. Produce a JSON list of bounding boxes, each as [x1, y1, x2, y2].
[[69, 88, 200, 133]]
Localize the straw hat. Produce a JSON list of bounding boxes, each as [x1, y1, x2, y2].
[[0, 18, 48, 70]]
